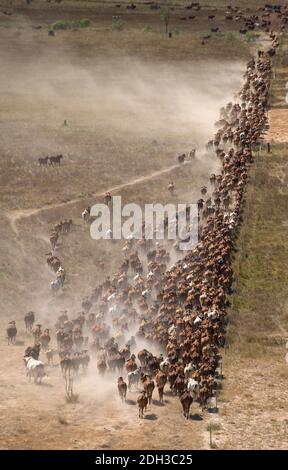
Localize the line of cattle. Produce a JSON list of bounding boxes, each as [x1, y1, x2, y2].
[[6, 30, 278, 419], [46, 219, 73, 291]]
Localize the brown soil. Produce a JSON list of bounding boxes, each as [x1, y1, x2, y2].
[[267, 109, 288, 143]]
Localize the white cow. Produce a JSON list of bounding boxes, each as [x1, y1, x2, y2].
[[184, 362, 196, 379], [127, 367, 142, 390], [25, 357, 46, 384], [82, 208, 90, 223], [141, 289, 150, 299], [160, 358, 170, 374], [187, 378, 199, 400], [107, 292, 116, 302]]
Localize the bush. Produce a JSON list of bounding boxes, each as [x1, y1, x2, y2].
[[245, 31, 257, 43], [112, 19, 125, 31], [226, 31, 237, 41], [143, 25, 152, 32], [50, 19, 91, 31]]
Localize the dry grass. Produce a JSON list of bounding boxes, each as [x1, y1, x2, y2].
[[227, 144, 288, 357], [218, 142, 288, 448]]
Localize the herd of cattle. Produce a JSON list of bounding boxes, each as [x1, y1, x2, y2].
[[110, 2, 288, 42], [6, 26, 279, 418], [111, 2, 288, 34]]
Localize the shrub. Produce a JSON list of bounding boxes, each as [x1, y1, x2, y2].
[[50, 19, 91, 31], [226, 31, 237, 41], [112, 19, 125, 31], [245, 31, 257, 43]]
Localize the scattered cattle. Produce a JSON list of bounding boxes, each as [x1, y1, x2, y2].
[[24, 311, 35, 332], [7, 321, 17, 345], [117, 377, 128, 401], [38, 155, 63, 166]]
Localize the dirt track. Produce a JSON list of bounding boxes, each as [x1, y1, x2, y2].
[[6, 162, 182, 234]]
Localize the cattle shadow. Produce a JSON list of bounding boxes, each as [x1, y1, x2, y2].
[[190, 413, 203, 421], [207, 406, 219, 414], [124, 399, 136, 406], [152, 399, 164, 407], [14, 340, 25, 346], [164, 390, 174, 397], [144, 413, 157, 421], [215, 373, 224, 381], [37, 382, 53, 388]]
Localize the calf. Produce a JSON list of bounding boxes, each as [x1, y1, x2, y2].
[[46, 348, 56, 366]]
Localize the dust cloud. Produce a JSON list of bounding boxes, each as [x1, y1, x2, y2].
[[0, 51, 244, 158]]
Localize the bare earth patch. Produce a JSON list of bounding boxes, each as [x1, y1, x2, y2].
[[267, 109, 288, 143]]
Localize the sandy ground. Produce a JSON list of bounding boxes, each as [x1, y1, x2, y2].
[[0, 331, 207, 450], [218, 356, 288, 450], [267, 109, 288, 143]]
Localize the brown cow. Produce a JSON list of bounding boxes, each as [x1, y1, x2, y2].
[[143, 375, 155, 405], [180, 391, 193, 419], [117, 377, 127, 402], [137, 391, 148, 418], [7, 321, 17, 345], [155, 369, 167, 403], [97, 359, 107, 375]]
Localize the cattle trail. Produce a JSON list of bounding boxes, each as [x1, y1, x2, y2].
[[6, 162, 183, 234]]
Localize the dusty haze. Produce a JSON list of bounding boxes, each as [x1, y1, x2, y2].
[[0, 51, 244, 158]]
